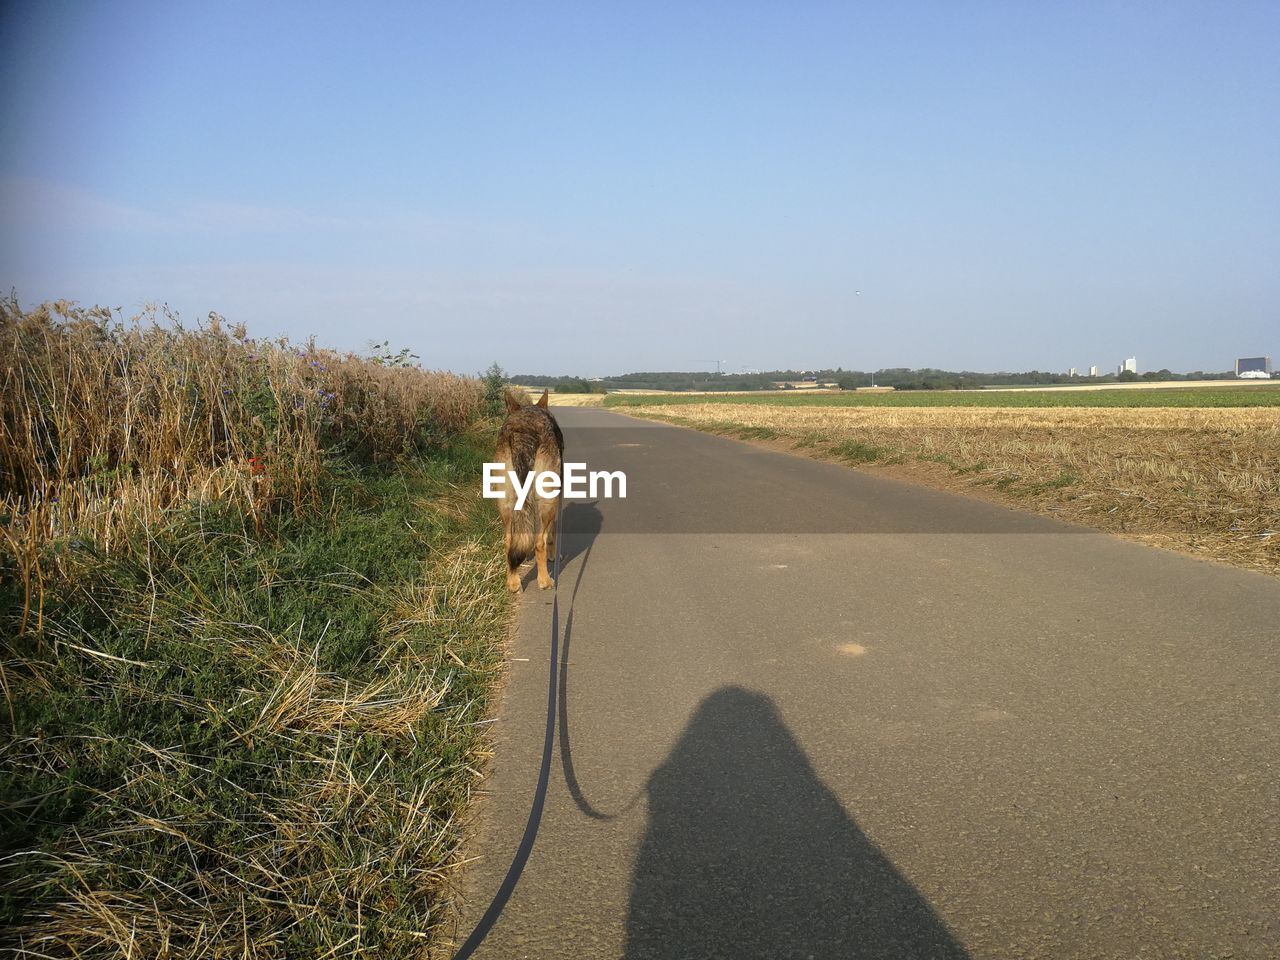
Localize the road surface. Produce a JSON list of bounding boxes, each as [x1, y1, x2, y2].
[[458, 406, 1279, 959]]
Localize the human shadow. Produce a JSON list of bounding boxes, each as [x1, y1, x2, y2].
[[557, 499, 602, 570], [625, 687, 970, 959]]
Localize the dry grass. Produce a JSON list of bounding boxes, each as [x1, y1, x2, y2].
[[982, 378, 1272, 392], [5, 540, 503, 951], [627, 403, 1280, 575], [543, 393, 606, 407], [1, 296, 482, 631], [1, 297, 511, 958]]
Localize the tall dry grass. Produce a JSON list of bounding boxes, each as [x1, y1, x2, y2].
[[1, 296, 482, 631], [1, 297, 509, 957]]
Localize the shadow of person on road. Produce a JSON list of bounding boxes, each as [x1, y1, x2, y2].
[[558, 499, 602, 570], [625, 686, 970, 960]]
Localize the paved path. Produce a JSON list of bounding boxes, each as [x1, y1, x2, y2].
[[459, 407, 1280, 959]]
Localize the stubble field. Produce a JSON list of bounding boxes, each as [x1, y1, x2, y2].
[[617, 400, 1280, 575]]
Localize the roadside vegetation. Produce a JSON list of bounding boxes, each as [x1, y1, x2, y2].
[[617, 399, 1280, 576], [1, 298, 510, 957]]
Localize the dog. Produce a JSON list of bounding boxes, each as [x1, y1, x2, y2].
[[494, 388, 564, 592]]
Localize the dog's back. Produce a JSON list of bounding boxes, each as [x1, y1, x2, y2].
[[494, 390, 563, 591]]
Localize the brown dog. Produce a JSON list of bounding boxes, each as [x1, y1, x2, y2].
[[494, 389, 564, 592]]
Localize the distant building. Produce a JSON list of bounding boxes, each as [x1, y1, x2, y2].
[[1235, 356, 1272, 377], [1119, 357, 1137, 374], [1089, 365, 1099, 377], [1068, 367, 1078, 377]]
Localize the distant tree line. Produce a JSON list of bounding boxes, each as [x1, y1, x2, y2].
[[506, 374, 609, 394], [508, 367, 1237, 392]]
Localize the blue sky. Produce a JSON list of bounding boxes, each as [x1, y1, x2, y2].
[[2, 1, 1276, 375]]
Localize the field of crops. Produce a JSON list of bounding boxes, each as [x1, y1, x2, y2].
[[618, 400, 1280, 576], [605, 384, 1280, 409]]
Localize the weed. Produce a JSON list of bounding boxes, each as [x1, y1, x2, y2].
[[831, 440, 888, 463], [735, 425, 780, 441], [792, 431, 826, 449]]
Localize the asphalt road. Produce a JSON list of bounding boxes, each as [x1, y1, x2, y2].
[[458, 406, 1280, 959]]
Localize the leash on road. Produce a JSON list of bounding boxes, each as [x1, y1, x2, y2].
[[556, 535, 646, 823], [451, 497, 562, 960]]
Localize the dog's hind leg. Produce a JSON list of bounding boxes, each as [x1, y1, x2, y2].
[[532, 445, 561, 590], [500, 506, 523, 593], [535, 494, 558, 590]]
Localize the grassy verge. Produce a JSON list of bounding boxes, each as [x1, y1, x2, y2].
[[604, 384, 1280, 408], [2, 301, 511, 957], [618, 402, 1280, 576]]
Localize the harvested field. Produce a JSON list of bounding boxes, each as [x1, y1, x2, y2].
[[544, 393, 607, 407], [981, 378, 1275, 393], [604, 384, 1280, 408], [621, 403, 1280, 575]]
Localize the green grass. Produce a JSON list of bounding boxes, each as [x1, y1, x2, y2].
[[733, 425, 782, 441], [1, 431, 509, 957], [830, 440, 890, 463], [665, 419, 784, 441], [604, 383, 1280, 408]]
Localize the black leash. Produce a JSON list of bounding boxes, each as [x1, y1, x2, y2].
[[451, 498, 562, 960], [557, 538, 645, 823]]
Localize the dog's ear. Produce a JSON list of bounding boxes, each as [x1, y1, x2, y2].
[[535, 389, 549, 408], [503, 389, 523, 414]]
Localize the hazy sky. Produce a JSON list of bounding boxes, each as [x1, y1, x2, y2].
[[2, 1, 1276, 375]]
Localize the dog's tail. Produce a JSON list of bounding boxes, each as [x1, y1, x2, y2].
[[496, 439, 536, 568]]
